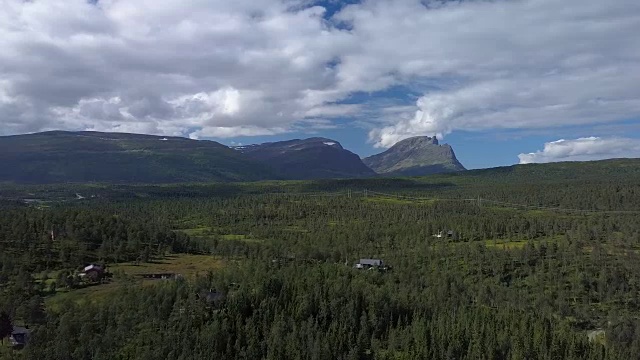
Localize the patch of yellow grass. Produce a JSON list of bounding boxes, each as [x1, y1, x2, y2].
[[284, 225, 310, 232], [484, 240, 528, 250], [178, 226, 214, 236], [110, 254, 224, 278], [364, 197, 435, 205]]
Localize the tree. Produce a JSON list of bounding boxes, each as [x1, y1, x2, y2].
[[0, 311, 13, 344]]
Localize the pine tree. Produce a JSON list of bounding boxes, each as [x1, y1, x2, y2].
[[0, 311, 13, 345]]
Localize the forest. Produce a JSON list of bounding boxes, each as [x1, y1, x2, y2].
[[1, 166, 640, 359]]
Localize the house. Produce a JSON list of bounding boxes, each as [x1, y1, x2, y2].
[[9, 326, 31, 347], [355, 258, 386, 270], [81, 264, 105, 282], [359, 259, 383, 267]]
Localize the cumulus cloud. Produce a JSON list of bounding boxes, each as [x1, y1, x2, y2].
[[518, 137, 640, 164], [0, 0, 639, 142], [0, 0, 352, 138], [354, 0, 640, 147]]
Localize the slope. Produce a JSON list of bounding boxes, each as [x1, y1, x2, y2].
[[0, 131, 276, 183], [235, 137, 376, 180]]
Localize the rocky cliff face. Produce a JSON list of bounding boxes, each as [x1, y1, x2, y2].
[[363, 136, 465, 176]]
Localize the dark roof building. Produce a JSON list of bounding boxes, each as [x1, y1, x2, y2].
[[10, 326, 31, 347], [359, 259, 384, 267]]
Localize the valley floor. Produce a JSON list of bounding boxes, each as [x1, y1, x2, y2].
[[1, 170, 640, 359]]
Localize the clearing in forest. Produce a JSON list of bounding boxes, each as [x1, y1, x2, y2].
[[109, 253, 225, 277], [177, 226, 262, 242], [45, 254, 225, 311]]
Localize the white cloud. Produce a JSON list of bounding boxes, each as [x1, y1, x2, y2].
[[302, 104, 361, 118], [346, 0, 640, 147], [0, 0, 639, 143], [189, 125, 288, 139], [0, 0, 352, 137], [518, 137, 640, 164]]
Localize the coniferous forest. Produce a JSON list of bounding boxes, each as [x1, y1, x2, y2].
[[1, 165, 640, 359]]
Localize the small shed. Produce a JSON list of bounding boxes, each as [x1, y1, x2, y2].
[[355, 259, 385, 269], [360, 259, 383, 267], [10, 326, 31, 347]]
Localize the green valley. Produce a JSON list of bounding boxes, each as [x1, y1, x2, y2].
[[1, 159, 640, 359]]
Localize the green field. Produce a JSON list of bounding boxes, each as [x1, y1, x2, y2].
[[109, 254, 225, 277], [45, 254, 225, 311], [177, 227, 263, 243]]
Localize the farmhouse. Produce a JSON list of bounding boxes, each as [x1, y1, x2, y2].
[[80, 264, 105, 282]]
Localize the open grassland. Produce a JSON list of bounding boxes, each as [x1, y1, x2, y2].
[[483, 235, 565, 250], [364, 196, 436, 205], [46, 281, 121, 312], [484, 239, 529, 250], [177, 226, 263, 243], [109, 253, 225, 277], [178, 226, 214, 237], [45, 254, 225, 311]]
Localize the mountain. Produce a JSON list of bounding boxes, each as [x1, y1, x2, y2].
[[0, 131, 276, 183], [363, 136, 465, 176], [234, 137, 376, 180]]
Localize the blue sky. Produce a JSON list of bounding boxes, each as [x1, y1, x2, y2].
[[1, 0, 640, 168]]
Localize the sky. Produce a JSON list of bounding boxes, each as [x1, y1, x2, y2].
[[1, 0, 640, 169]]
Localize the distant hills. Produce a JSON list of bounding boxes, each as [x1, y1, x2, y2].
[[16, 131, 638, 185], [233, 137, 375, 180], [461, 158, 640, 182], [0, 131, 275, 183], [0, 131, 536, 184], [0, 131, 377, 183], [363, 136, 465, 176]]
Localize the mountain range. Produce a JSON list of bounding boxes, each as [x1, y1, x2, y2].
[[0, 131, 464, 183], [0, 131, 274, 183]]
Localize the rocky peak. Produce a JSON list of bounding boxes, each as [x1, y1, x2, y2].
[[363, 136, 465, 176], [395, 136, 439, 148]]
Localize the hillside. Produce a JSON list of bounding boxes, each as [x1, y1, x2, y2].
[[457, 158, 640, 182], [234, 137, 376, 180], [364, 136, 465, 176], [0, 131, 276, 183]]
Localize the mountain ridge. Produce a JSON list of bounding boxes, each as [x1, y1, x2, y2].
[[363, 136, 465, 176], [233, 137, 375, 180], [0, 131, 276, 183]]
